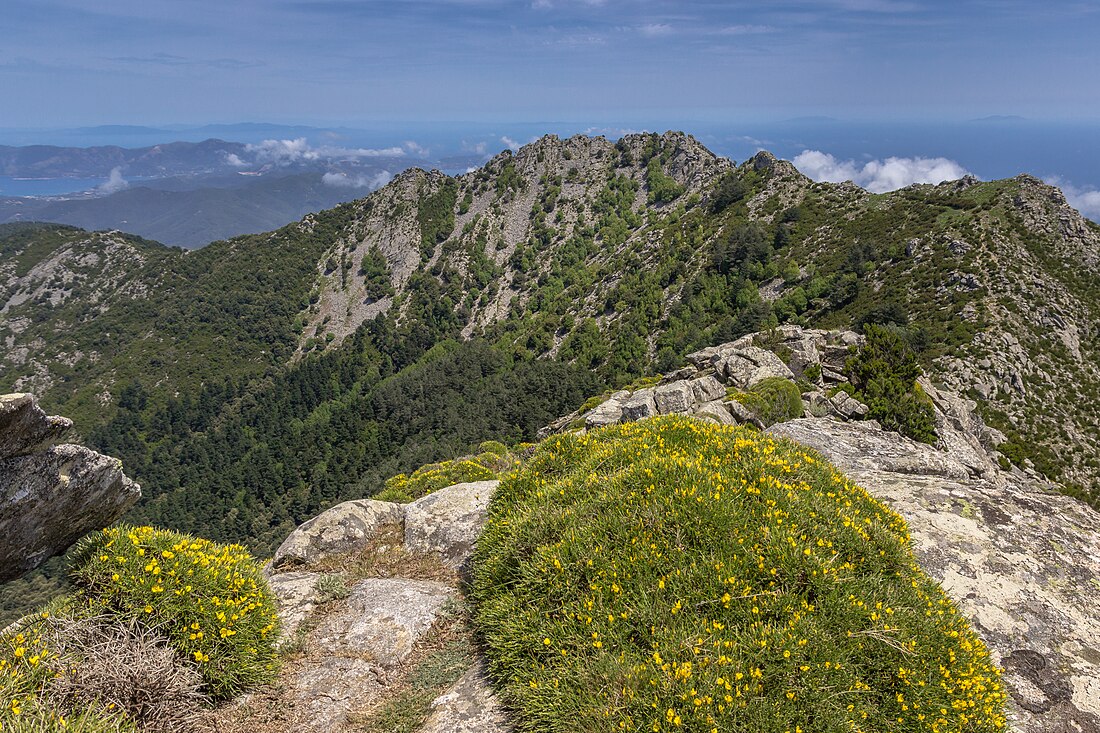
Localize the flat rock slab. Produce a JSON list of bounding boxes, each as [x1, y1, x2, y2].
[[417, 660, 509, 733], [405, 481, 499, 570], [290, 577, 455, 732], [273, 498, 403, 567], [770, 417, 1100, 732], [314, 578, 455, 669], [293, 656, 385, 732], [1, 443, 140, 581], [770, 417, 972, 479], [267, 570, 323, 637]]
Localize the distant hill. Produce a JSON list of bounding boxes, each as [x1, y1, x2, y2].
[[0, 173, 373, 248], [0, 138, 249, 179]]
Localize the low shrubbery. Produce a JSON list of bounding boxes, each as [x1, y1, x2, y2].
[[846, 324, 937, 443], [0, 527, 280, 731], [471, 416, 1006, 733], [728, 376, 804, 426], [376, 443, 520, 503]]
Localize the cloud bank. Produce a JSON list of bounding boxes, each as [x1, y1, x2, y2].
[[792, 150, 972, 193], [96, 167, 129, 195], [321, 170, 393, 190], [1045, 177, 1100, 222], [246, 138, 406, 166]]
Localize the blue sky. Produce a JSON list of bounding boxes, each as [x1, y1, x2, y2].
[[3, 0, 1100, 127]]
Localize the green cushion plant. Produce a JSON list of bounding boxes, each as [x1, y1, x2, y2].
[[471, 416, 1007, 733]]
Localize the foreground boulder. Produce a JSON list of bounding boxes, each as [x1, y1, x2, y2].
[[0, 393, 141, 581], [272, 498, 403, 567], [405, 480, 499, 571]]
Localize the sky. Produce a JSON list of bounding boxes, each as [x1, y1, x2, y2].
[[3, 0, 1100, 127], [2, 0, 1099, 218]]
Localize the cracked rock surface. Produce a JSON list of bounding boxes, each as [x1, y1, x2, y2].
[[1, 393, 140, 581]]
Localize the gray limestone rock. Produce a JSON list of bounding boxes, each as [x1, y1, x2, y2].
[[1, 393, 72, 458], [620, 389, 658, 422], [694, 400, 734, 425], [405, 481, 499, 570], [314, 578, 455, 670], [685, 345, 720, 368], [654, 381, 695, 414], [416, 661, 509, 733], [688, 375, 725, 404], [769, 418, 971, 479], [715, 346, 795, 389], [725, 398, 764, 428], [585, 398, 624, 429], [768, 417, 1100, 731], [1, 438, 141, 582], [660, 367, 698, 384], [273, 499, 404, 567], [268, 570, 323, 637], [293, 657, 385, 732], [829, 391, 868, 420]]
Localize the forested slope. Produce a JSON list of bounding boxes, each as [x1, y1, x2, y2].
[[3, 131, 1099, 593]]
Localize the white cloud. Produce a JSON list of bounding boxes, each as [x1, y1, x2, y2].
[[1045, 177, 1100, 221], [321, 170, 394, 190], [246, 138, 406, 166], [792, 150, 972, 193], [96, 167, 128, 195], [462, 140, 488, 155], [639, 23, 673, 37], [500, 136, 521, 151], [403, 140, 430, 157], [719, 24, 774, 35], [224, 152, 247, 167]]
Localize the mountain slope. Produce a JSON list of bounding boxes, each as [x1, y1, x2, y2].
[[3, 131, 1099, 533]]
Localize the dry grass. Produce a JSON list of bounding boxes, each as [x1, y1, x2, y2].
[[40, 615, 211, 733], [303, 523, 458, 586]]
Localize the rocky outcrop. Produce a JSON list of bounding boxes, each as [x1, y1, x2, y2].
[[768, 417, 1100, 732], [540, 326, 869, 437], [254, 327, 1099, 733], [405, 481, 499, 571], [272, 499, 403, 567], [254, 481, 502, 732], [0, 393, 140, 581]]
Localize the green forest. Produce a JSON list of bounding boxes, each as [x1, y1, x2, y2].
[[3, 133, 1099, 624]]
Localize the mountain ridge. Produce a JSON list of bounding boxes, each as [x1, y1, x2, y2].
[[2, 130, 1098, 547]]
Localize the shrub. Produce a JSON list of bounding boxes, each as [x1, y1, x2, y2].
[[314, 574, 351, 603], [378, 449, 518, 503], [845, 325, 937, 443], [730, 377, 804, 426], [40, 616, 208, 733], [68, 526, 280, 701], [471, 417, 1007, 733], [478, 440, 509, 457]]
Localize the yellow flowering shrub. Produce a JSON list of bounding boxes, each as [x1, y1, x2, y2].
[[68, 526, 280, 701], [471, 416, 1007, 733], [377, 448, 518, 503]]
